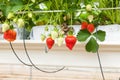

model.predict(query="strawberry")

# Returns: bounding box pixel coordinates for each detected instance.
[7,12,14,19]
[46,37,54,49]
[28,12,33,18]
[2,23,10,32]
[87,24,95,33]
[57,37,64,46]
[81,22,88,30]
[86,4,92,11]
[51,30,58,40]
[3,29,16,42]
[40,34,46,41]
[17,18,25,28]
[65,35,77,50]
[13,18,18,23]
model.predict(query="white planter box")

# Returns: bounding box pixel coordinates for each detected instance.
[30,24,120,42]
[0,24,120,72]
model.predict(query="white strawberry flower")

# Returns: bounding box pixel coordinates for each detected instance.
[7,12,14,19]
[39,3,47,10]
[17,18,25,28]
[51,30,58,40]
[86,4,92,11]
[2,23,10,32]
[57,37,64,46]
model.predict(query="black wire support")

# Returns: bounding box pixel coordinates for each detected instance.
[9,42,32,67]
[22,27,65,73]
[95,27,105,80]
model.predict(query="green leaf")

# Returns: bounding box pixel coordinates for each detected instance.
[93,30,106,41]
[2,6,12,16]
[77,29,91,41]
[86,37,99,53]
[10,0,23,5]
[0,0,23,16]
[11,5,24,12]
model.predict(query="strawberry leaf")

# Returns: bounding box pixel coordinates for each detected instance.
[86,37,99,53]
[11,5,24,12]
[93,30,106,41]
[77,29,91,41]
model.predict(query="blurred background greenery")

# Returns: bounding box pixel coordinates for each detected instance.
[0,0,120,31]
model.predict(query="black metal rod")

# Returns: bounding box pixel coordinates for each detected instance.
[95,27,105,80]
[23,27,65,73]
[9,42,32,67]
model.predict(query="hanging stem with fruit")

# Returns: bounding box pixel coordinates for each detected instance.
[65,12,77,50]
[77,4,106,53]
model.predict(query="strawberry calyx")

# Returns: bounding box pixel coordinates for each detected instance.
[67,28,74,36]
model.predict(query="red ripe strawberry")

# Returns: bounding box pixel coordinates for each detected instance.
[46,37,54,49]
[87,24,95,33]
[3,29,16,42]
[65,35,77,50]
[81,22,88,30]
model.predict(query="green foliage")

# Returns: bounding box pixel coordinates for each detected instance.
[77,29,106,53]
[93,30,106,41]
[98,0,120,24]
[77,30,91,41]
[86,37,99,53]
[0,0,24,16]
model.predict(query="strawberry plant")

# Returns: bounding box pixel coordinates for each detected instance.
[77,4,106,53]
[1,0,119,53]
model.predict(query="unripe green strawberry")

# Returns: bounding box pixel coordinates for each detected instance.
[7,12,14,19]
[80,11,89,20]
[28,12,33,18]
[57,37,64,46]
[51,30,58,40]
[17,18,25,28]
[41,34,46,41]
[13,18,18,23]
[88,15,94,22]
[2,23,10,32]
[86,4,92,11]
[45,26,49,31]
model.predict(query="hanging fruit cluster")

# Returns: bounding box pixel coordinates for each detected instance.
[77,4,106,53]
[2,23,16,42]
[41,25,77,50]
